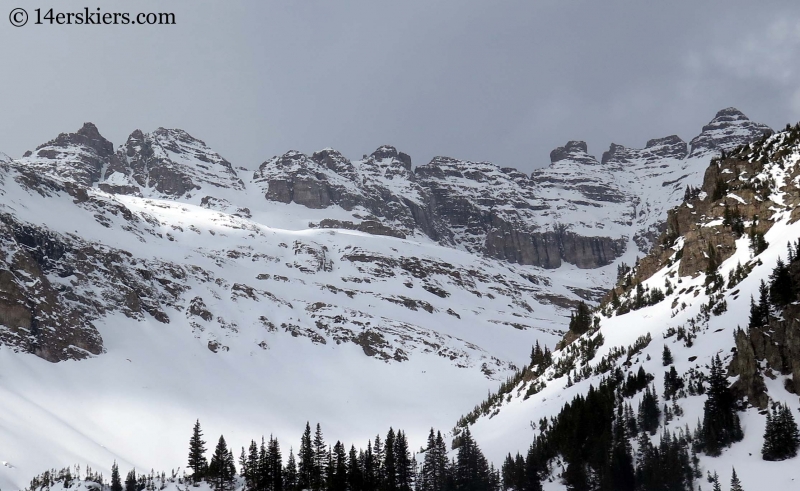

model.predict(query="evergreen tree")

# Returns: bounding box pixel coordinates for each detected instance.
[711,471,721,491]
[762,403,800,461]
[330,441,348,491]
[524,440,545,491]
[312,424,328,491]
[347,445,363,491]
[240,447,249,490]
[420,430,437,491]
[269,436,283,491]
[749,217,768,255]
[422,430,449,491]
[730,467,744,491]
[111,462,122,491]
[748,295,762,328]
[769,257,794,306]
[384,428,397,491]
[374,435,386,489]
[663,365,684,400]
[258,438,269,491]
[208,436,236,491]
[662,345,673,366]
[285,449,298,491]
[298,423,314,491]
[454,428,491,491]
[604,403,634,491]
[700,355,743,456]
[638,385,661,435]
[569,302,593,335]
[239,438,265,491]
[363,441,376,491]
[421,429,450,491]
[394,430,414,491]
[635,428,692,491]
[444,458,457,491]
[762,407,778,461]
[188,420,208,484]
[228,450,237,485]
[488,463,500,491]
[530,341,544,367]
[125,470,137,491]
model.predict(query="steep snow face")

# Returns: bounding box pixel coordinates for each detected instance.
[531,140,631,236]
[468,129,800,490]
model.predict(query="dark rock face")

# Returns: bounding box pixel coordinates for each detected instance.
[253,151,344,209]
[0,215,103,362]
[485,227,625,268]
[253,148,445,240]
[255,143,628,269]
[601,135,688,166]
[730,310,800,408]
[549,140,596,166]
[417,155,627,268]
[0,185,216,362]
[116,127,244,197]
[19,122,128,188]
[688,107,772,158]
[314,218,407,239]
[311,148,358,179]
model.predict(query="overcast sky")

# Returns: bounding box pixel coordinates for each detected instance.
[1,0,799,172]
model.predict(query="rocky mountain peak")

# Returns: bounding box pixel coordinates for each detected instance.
[19,123,122,187]
[113,127,244,198]
[34,122,114,157]
[370,144,399,160]
[369,145,413,171]
[688,107,771,158]
[645,134,686,151]
[75,121,108,143]
[601,135,688,166]
[712,106,748,120]
[548,141,602,170]
[357,146,415,183]
[311,148,355,176]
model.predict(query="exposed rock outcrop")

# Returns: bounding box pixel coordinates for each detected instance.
[16,122,127,188]
[115,127,244,197]
[601,135,688,166]
[730,310,800,408]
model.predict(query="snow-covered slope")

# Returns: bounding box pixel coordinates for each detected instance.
[468,126,800,490]
[0,138,592,490]
[0,108,775,489]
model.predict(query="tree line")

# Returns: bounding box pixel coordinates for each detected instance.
[184,420,498,491]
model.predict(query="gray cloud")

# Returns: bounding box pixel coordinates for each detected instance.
[0,0,798,173]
